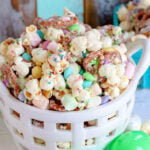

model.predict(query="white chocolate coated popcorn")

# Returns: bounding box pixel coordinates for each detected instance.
[87,96,101,108]
[44,27,64,41]
[105,86,120,99]
[99,64,117,79]
[40,76,55,91]
[24,79,41,100]
[67,74,83,89]
[13,57,31,77]
[32,48,48,63]
[7,41,24,57]
[119,75,129,89]
[101,36,112,48]
[55,74,66,90]
[117,5,128,21]
[70,36,87,56]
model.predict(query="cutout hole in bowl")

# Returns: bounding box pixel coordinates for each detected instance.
[107,111,118,121]
[13,128,24,138]
[56,141,71,149]
[84,119,97,128]
[10,109,20,120]
[33,137,46,146]
[83,138,96,146]
[32,119,44,128]
[56,123,71,130]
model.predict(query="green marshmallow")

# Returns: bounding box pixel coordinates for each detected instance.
[36,30,44,40]
[83,72,95,81]
[62,94,78,111]
[68,24,80,32]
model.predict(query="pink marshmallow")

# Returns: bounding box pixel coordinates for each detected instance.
[47,41,58,53]
[31,33,41,47]
[125,62,135,79]
[42,41,50,50]
[91,83,102,97]
[32,96,49,109]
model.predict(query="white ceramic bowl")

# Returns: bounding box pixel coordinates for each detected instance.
[0,39,150,150]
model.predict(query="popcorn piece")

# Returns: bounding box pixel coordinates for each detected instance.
[32,48,48,63]
[101,36,112,48]
[70,36,87,56]
[13,57,31,77]
[99,64,117,79]
[117,5,128,21]
[91,83,102,97]
[40,76,55,91]
[120,21,131,31]
[119,75,129,89]
[24,79,41,100]
[61,94,78,111]
[105,87,120,99]
[67,74,83,89]
[87,96,101,108]
[55,74,66,90]
[44,27,64,41]
[32,95,49,109]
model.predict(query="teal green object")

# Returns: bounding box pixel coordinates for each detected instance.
[79,69,84,75]
[37,0,84,21]
[105,131,150,150]
[68,24,80,31]
[82,80,92,88]
[36,30,44,40]
[113,5,150,88]
[22,53,31,61]
[83,72,95,81]
[64,67,73,80]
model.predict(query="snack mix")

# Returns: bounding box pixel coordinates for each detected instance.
[0,8,135,112]
[117,0,150,39]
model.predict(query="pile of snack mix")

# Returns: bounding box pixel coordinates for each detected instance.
[0,9,135,112]
[117,0,150,38]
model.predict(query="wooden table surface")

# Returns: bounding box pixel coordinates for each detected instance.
[0,89,150,150]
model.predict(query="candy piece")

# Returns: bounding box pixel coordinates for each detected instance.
[126,115,142,131]
[87,96,101,108]
[91,83,102,96]
[79,69,84,75]
[101,95,110,105]
[105,131,150,150]
[125,62,135,79]
[141,121,150,135]
[61,94,78,111]
[68,24,80,31]
[22,53,31,61]
[31,32,41,47]
[32,66,42,79]
[32,95,49,109]
[47,41,58,52]
[18,91,26,102]
[36,30,44,40]
[64,67,73,79]
[1,64,20,97]
[83,72,95,81]
[42,41,50,50]
[82,80,92,88]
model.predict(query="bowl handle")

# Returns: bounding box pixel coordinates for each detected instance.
[127,39,150,85]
